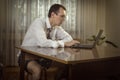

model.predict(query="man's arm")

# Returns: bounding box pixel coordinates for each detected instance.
[56,27,80,47]
[64,40,80,47]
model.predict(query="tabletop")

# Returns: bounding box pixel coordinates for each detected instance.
[17,45,120,64]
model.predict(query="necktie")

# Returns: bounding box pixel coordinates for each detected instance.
[47,28,52,39]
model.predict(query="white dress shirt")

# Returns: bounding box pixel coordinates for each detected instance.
[21,18,73,48]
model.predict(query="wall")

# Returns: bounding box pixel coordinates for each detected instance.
[106,0,120,47]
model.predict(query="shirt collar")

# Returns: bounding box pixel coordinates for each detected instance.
[46,17,51,29]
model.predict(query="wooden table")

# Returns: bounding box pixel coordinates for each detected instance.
[16,45,120,80]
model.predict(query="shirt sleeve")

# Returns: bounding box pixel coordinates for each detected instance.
[36,27,73,48]
[56,27,73,42]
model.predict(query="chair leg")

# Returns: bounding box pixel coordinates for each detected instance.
[0,63,3,80]
[40,67,47,80]
[43,68,47,80]
[40,69,43,80]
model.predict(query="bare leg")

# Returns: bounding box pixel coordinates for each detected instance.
[27,61,42,80]
[28,74,32,80]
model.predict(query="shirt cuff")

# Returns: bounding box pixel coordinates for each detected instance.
[57,41,64,47]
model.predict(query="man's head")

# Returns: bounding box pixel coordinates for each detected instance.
[48,4,66,26]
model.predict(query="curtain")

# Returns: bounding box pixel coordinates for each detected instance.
[0,0,105,66]
[76,0,106,42]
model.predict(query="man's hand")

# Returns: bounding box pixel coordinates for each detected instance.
[64,40,80,47]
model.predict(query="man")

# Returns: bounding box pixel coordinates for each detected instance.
[19,4,79,80]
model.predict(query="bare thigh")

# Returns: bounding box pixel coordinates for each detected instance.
[27,60,42,74]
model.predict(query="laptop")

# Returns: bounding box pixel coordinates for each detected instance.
[70,29,103,49]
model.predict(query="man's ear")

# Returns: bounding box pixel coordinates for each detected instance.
[51,12,56,18]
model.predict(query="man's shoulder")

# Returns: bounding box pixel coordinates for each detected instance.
[56,26,63,30]
[28,17,46,29]
[34,17,45,22]
[30,17,46,26]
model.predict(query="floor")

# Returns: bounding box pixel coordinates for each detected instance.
[1,66,120,80]
[3,66,20,80]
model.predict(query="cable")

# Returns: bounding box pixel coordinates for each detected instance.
[105,40,118,48]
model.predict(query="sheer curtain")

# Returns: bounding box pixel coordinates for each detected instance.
[76,0,106,42]
[0,0,106,66]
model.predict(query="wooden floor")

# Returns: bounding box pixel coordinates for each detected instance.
[3,66,20,80]
[2,66,120,80]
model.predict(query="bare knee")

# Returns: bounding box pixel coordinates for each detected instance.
[32,67,42,80]
[27,60,42,80]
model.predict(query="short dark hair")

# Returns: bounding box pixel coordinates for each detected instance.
[48,4,66,18]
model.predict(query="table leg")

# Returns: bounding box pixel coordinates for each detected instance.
[68,64,72,80]
[20,51,25,80]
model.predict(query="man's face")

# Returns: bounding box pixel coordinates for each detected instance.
[52,8,66,26]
